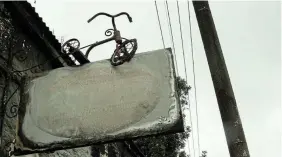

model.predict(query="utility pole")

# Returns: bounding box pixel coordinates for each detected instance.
[192,1,250,157]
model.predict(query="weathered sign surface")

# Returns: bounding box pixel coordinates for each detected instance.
[15,48,183,155]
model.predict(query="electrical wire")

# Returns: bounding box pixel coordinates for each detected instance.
[154,0,166,49]
[165,0,179,76]
[187,0,201,155]
[187,92,196,157]
[176,1,196,157]
[176,0,188,82]
[187,138,192,157]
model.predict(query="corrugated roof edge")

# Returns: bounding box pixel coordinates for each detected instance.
[13,1,75,65]
[21,2,63,52]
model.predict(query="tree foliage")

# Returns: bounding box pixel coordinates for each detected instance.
[200,151,207,157]
[176,76,191,107]
[179,151,189,157]
[133,76,192,157]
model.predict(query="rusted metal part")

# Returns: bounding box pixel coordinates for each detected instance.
[84,12,133,59]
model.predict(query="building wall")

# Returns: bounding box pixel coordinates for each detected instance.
[0,3,92,157]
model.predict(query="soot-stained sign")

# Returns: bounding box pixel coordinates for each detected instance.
[15,48,184,155]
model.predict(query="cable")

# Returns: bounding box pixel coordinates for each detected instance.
[187,93,196,157]
[165,0,179,75]
[176,1,188,81]
[176,1,196,157]
[154,1,166,49]
[187,0,201,155]
[187,138,192,157]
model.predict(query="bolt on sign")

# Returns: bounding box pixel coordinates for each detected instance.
[14,48,184,155]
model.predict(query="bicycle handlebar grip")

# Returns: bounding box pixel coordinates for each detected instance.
[129,17,133,22]
[124,14,132,22]
[87,18,93,23]
[114,12,133,23]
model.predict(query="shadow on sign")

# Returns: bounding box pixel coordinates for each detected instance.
[14,48,184,155]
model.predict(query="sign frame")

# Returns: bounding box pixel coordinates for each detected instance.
[14,48,184,156]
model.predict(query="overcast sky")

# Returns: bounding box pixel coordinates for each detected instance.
[27,0,281,157]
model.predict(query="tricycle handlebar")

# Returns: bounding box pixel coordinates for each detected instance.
[87,12,132,23]
[87,12,132,30]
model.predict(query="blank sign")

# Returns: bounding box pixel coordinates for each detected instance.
[15,48,183,155]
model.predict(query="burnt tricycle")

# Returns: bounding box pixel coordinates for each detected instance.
[61,12,138,66]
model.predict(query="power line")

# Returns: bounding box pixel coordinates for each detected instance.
[187,94,196,157]
[165,0,179,76]
[187,137,192,157]
[176,1,195,157]
[176,0,188,81]
[154,0,166,49]
[187,0,201,155]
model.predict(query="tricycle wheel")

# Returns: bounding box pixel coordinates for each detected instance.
[61,38,80,55]
[110,39,137,66]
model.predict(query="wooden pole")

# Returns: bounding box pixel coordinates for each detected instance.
[192,1,250,157]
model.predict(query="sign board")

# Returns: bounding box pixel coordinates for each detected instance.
[14,48,183,155]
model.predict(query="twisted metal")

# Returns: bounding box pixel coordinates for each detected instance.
[122,38,134,51]
[105,28,114,37]
[3,86,19,118]
[5,102,18,118]
[4,139,15,157]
